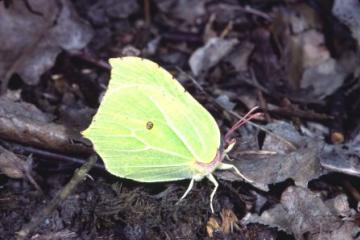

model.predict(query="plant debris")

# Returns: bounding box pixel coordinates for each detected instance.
[1,1,360,239]
[0,0,92,90]
[242,186,360,240]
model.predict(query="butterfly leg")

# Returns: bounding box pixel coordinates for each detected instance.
[178,178,195,202]
[224,154,233,161]
[217,163,253,183]
[206,173,218,213]
[224,139,236,153]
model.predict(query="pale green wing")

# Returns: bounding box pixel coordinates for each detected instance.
[83,57,220,182]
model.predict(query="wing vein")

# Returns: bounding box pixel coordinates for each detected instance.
[178,99,205,153]
[147,96,201,162]
[95,134,190,159]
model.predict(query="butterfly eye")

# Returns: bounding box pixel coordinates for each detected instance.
[146,121,154,130]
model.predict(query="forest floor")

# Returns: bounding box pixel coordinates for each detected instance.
[1,0,360,239]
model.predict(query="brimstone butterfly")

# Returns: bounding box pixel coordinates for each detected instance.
[83,57,257,213]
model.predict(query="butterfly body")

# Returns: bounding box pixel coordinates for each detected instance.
[83,57,250,212]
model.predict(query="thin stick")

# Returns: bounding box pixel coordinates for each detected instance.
[256,89,271,122]
[144,0,151,26]
[216,3,272,21]
[16,155,98,240]
[0,139,104,170]
[24,155,44,195]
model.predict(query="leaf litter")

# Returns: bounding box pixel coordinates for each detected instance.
[0,0,360,239]
[0,0,93,90]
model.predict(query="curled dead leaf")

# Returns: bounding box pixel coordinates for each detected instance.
[0,146,24,179]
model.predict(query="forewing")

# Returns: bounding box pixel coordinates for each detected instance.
[83,57,220,182]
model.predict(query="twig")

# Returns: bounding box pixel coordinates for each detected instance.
[24,155,44,194]
[280,98,302,130]
[270,106,332,121]
[256,88,271,122]
[243,5,272,21]
[23,0,43,16]
[144,0,151,26]
[16,155,98,240]
[248,67,270,94]
[220,21,233,38]
[235,150,277,155]
[0,138,104,170]
[216,3,272,21]
[67,51,110,70]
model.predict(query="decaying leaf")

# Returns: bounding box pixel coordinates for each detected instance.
[189,37,238,76]
[206,209,240,238]
[224,41,255,72]
[88,0,139,24]
[215,95,236,111]
[320,143,360,177]
[325,194,354,218]
[301,58,346,100]
[273,3,347,100]
[206,216,221,238]
[0,145,25,179]
[0,0,93,88]
[217,122,327,191]
[0,96,90,155]
[220,208,239,234]
[333,0,360,47]
[319,127,360,176]
[242,186,359,240]
[155,0,208,23]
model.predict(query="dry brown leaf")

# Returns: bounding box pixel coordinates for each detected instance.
[0,146,25,179]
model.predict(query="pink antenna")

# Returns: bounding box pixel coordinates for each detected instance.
[224,106,262,145]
